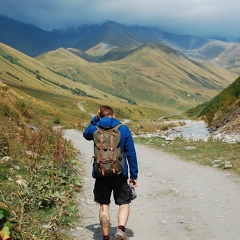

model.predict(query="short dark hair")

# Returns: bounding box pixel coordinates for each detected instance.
[99,105,114,118]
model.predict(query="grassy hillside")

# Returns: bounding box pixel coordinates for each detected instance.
[0,43,89,125]
[37,42,238,113]
[187,76,240,132]
[0,43,165,124]
[1,40,238,125]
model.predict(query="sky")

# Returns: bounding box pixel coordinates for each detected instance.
[0,0,239,41]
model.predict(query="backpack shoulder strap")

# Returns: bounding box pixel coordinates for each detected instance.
[95,125,101,130]
[95,126,105,176]
[113,123,122,130]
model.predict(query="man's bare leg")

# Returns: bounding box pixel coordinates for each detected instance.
[99,204,110,237]
[118,204,130,226]
[115,204,130,239]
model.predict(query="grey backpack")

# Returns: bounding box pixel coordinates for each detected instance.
[93,124,124,177]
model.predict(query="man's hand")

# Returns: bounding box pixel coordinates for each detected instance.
[130,179,138,188]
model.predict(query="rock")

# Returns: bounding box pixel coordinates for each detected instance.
[42,224,52,229]
[8,177,14,182]
[165,137,174,141]
[224,161,232,169]
[16,179,28,187]
[184,146,196,150]
[14,165,20,170]
[211,159,222,164]
[26,150,38,157]
[1,156,12,162]
[26,124,39,131]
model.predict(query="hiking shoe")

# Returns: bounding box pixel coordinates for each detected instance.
[115,229,129,240]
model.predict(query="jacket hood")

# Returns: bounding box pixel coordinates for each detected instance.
[96,117,121,129]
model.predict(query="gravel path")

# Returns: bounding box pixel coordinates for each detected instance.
[64,129,240,240]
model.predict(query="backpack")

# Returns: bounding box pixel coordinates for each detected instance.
[93,124,124,177]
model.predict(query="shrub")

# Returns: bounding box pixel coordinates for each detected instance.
[0,125,80,239]
[54,117,61,124]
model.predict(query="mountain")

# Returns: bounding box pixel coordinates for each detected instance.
[187,76,240,133]
[0,42,90,124]
[1,16,240,126]
[75,21,209,51]
[1,15,240,75]
[0,15,57,56]
[2,39,236,120]
[0,42,166,122]
[0,15,98,57]
[184,40,240,74]
[73,21,142,52]
[36,42,238,112]
[0,17,209,55]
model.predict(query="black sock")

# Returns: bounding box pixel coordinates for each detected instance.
[103,235,109,240]
[118,225,125,232]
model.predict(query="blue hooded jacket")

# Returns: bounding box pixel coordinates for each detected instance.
[83,116,138,180]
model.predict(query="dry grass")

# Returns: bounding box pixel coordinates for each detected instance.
[0,123,80,240]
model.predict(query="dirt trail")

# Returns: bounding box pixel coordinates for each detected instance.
[64,129,240,240]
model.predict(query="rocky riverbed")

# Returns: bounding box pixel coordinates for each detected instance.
[135,120,240,143]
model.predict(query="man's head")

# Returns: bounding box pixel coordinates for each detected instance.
[99,105,115,118]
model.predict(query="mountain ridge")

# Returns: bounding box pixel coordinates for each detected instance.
[1,15,240,75]
[36,42,238,112]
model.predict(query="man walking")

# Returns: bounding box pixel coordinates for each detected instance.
[83,106,138,240]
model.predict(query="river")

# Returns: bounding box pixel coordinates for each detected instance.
[166,120,240,143]
[168,120,209,141]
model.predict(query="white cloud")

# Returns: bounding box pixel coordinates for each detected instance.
[0,0,239,40]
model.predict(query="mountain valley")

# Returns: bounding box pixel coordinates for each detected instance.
[0,15,239,131]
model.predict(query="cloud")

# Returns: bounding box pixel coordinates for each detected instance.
[0,0,239,40]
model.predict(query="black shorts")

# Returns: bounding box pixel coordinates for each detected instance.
[93,174,132,205]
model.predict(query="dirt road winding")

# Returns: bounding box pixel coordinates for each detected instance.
[64,129,240,240]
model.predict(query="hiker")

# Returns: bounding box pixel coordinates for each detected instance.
[83,105,138,240]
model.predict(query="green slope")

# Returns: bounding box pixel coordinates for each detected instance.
[187,76,240,129]
[36,42,238,113]
[0,43,163,124]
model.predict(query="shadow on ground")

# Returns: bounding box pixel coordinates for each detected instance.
[86,223,134,239]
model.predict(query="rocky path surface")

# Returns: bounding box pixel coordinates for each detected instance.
[64,129,240,240]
